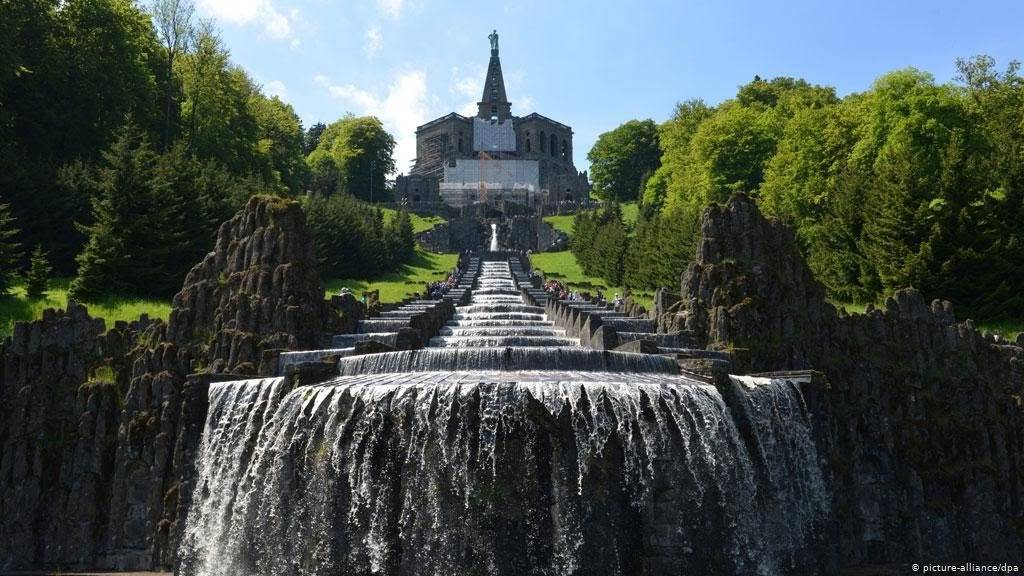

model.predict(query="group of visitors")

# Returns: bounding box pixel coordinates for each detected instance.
[541,278,593,302]
[538,276,625,309]
[427,264,466,299]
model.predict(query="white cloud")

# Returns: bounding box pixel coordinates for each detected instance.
[364,25,383,59]
[197,0,293,39]
[265,80,288,100]
[376,0,405,18]
[450,66,483,116]
[320,70,429,174]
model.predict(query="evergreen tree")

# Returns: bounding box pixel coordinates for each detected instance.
[0,194,22,296]
[392,209,416,263]
[25,245,52,299]
[70,121,170,300]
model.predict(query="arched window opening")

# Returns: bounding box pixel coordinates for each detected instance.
[561,139,568,160]
[525,136,531,153]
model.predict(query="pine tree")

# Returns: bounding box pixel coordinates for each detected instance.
[393,209,415,262]
[70,120,169,300]
[0,194,22,296]
[25,244,52,299]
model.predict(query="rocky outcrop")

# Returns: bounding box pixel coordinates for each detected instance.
[0,195,341,571]
[167,195,335,374]
[674,193,1024,565]
[0,304,138,569]
[416,217,488,252]
[101,195,339,570]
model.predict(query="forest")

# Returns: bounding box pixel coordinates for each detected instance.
[581,58,1024,323]
[0,0,410,305]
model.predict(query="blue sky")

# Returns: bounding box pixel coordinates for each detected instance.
[195,0,1024,173]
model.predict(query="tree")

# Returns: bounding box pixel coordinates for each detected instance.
[304,122,326,155]
[0,0,162,274]
[587,119,661,202]
[642,100,713,216]
[303,194,413,278]
[249,93,307,193]
[0,193,22,296]
[570,204,629,286]
[306,115,395,201]
[54,0,163,159]
[25,245,52,299]
[70,121,172,300]
[389,209,415,264]
[150,0,195,149]
[178,24,263,176]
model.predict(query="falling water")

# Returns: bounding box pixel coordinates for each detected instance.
[179,258,834,575]
[489,222,499,251]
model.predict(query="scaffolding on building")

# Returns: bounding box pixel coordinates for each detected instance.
[416,133,451,179]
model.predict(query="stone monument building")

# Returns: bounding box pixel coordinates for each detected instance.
[395,31,590,211]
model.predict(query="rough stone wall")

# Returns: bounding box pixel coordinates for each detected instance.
[0,304,138,570]
[103,195,339,570]
[0,195,341,571]
[167,195,334,374]
[415,217,488,252]
[671,193,1024,565]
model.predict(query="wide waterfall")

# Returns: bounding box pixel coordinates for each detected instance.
[179,260,834,575]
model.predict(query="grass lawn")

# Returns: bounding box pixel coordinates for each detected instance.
[380,207,446,233]
[543,201,639,238]
[324,248,459,303]
[0,279,171,339]
[978,319,1024,339]
[529,250,653,309]
[542,213,574,235]
[832,300,1022,339]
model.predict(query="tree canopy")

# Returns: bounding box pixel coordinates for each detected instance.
[306,115,396,201]
[588,59,1024,322]
[0,0,405,303]
[587,119,661,202]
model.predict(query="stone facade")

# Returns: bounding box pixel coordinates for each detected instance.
[395,32,590,211]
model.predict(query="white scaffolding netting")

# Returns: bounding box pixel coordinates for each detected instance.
[473,118,516,152]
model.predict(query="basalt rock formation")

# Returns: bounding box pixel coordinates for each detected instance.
[662,193,1024,565]
[0,195,342,571]
[167,194,337,374]
[0,304,153,569]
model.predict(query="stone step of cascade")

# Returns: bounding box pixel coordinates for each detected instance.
[278,347,356,373]
[600,317,656,332]
[331,332,399,348]
[583,310,630,318]
[616,331,693,348]
[454,312,546,321]
[458,304,545,314]
[379,310,431,318]
[660,348,733,361]
[429,335,579,348]
[438,326,566,337]
[359,318,413,332]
